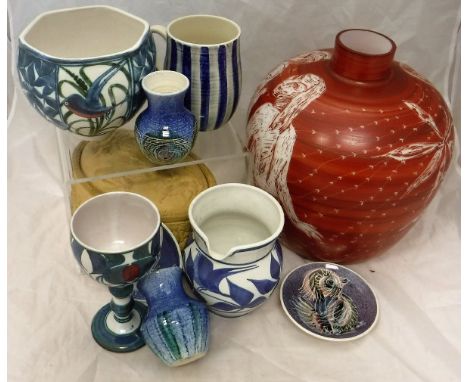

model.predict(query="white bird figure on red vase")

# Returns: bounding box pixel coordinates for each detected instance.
[247,73,326,241]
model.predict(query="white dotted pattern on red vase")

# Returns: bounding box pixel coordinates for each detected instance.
[247,50,454,262]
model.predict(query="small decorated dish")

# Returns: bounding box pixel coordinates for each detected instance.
[155,224,183,269]
[280,262,379,341]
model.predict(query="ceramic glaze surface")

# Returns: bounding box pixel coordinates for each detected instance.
[184,240,283,317]
[152,15,242,131]
[247,29,454,263]
[139,267,209,366]
[198,211,272,256]
[17,6,156,138]
[280,262,378,341]
[134,71,197,164]
[71,230,161,286]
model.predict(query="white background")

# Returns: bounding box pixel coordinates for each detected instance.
[7,1,460,381]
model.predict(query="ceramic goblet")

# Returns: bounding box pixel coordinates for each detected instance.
[70,192,162,352]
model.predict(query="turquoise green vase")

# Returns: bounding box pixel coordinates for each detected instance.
[138,267,209,366]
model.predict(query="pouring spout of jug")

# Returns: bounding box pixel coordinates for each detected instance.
[188,183,284,264]
[185,183,285,317]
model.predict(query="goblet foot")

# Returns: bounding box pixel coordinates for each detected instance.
[91,301,147,352]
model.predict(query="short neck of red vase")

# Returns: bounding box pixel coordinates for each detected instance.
[330,30,396,82]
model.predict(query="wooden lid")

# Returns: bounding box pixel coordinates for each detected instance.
[71,129,216,222]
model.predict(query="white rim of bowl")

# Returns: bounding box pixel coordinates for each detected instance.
[19,5,150,61]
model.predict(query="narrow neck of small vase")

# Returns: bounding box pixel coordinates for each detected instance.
[145,90,186,112]
[330,29,396,82]
[139,267,189,311]
[142,70,189,112]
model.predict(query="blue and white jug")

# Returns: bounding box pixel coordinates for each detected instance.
[135,71,197,164]
[184,183,285,317]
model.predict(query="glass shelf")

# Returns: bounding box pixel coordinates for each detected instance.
[56,115,250,219]
[57,121,248,183]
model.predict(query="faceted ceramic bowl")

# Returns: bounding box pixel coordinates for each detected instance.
[17,5,156,138]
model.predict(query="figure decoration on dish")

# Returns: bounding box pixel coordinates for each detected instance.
[292,268,359,335]
[280,262,379,341]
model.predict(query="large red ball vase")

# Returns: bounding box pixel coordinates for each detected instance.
[247,29,454,263]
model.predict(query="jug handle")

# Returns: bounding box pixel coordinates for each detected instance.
[150,25,167,71]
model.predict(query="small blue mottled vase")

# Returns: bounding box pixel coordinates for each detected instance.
[138,267,209,366]
[135,71,197,164]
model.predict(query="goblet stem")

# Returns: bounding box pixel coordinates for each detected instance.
[90,284,147,352]
[109,285,135,323]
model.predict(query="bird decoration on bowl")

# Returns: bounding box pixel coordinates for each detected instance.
[62,60,128,119]
[17,5,157,138]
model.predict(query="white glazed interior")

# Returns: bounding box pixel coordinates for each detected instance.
[339,30,393,55]
[168,15,240,45]
[71,192,160,253]
[189,183,284,261]
[20,6,148,59]
[142,70,189,95]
